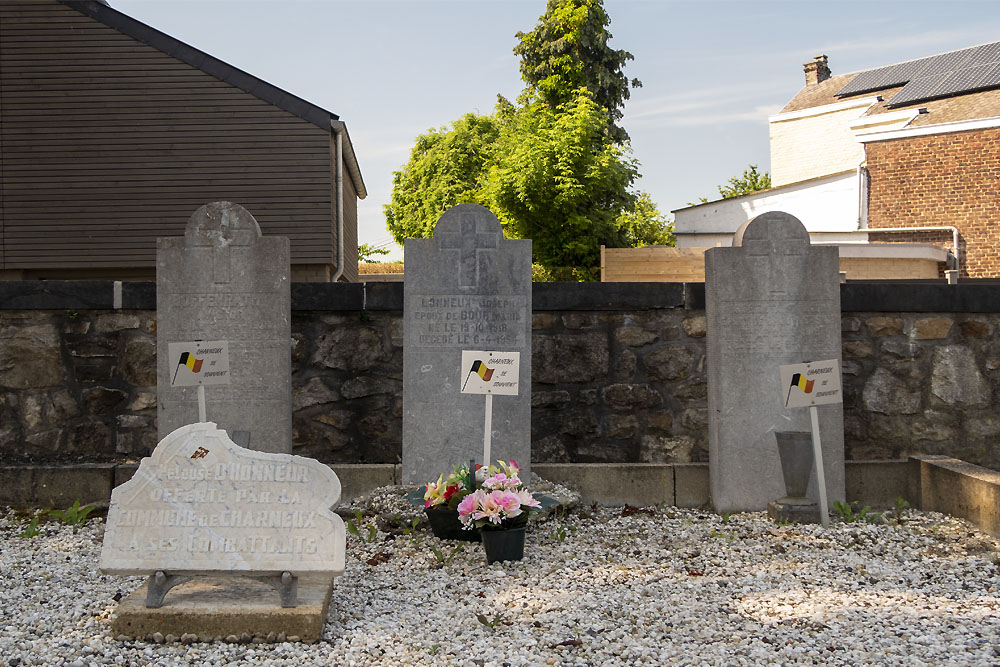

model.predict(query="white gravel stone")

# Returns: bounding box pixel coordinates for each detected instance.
[3,505,1000,664]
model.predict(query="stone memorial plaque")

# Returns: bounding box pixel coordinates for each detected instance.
[705,211,845,512]
[402,204,532,484]
[157,201,292,453]
[100,422,345,576]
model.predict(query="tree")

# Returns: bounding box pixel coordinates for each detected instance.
[385,0,659,280]
[617,192,674,247]
[384,113,499,244]
[717,164,772,199]
[514,0,640,143]
[357,243,391,263]
[692,164,773,205]
[485,91,639,274]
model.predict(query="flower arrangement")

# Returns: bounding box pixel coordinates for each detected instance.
[457,460,541,531]
[423,462,474,511]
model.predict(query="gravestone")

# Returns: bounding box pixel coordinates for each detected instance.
[157,201,291,454]
[705,211,845,512]
[402,204,532,484]
[100,422,344,640]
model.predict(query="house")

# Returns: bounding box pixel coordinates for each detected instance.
[0,0,366,282]
[674,42,1000,279]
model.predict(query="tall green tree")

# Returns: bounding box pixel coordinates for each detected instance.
[485,91,639,273]
[385,0,661,280]
[384,113,499,244]
[514,0,641,143]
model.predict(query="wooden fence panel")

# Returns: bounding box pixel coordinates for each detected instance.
[601,247,707,282]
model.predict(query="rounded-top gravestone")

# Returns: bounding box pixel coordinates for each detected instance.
[705,211,845,512]
[401,204,532,484]
[157,201,292,454]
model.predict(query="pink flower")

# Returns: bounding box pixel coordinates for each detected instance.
[472,490,503,525]
[483,473,508,490]
[456,492,478,525]
[493,490,523,520]
[516,489,541,509]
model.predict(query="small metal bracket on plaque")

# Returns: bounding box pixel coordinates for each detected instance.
[145,571,193,608]
[144,570,299,609]
[270,571,298,608]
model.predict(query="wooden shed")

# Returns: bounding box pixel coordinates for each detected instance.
[0,0,366,282]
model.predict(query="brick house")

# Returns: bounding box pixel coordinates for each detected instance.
[0,0,366,282]
[674,42,1000,279]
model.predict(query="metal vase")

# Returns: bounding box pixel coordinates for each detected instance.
[774,431,814,499]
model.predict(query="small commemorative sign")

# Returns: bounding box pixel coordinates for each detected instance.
[459,351,520,396]
[167,341,231,387]
[779,359,842,409]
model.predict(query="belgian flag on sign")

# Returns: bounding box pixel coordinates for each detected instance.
[461,360,495,391]
[471,360,494,382]
[790,372,815,394]
[171,351,204,384]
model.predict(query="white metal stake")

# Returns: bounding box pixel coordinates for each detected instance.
[809,405,829,528]
[197,384,207,423]
[483,393,493,467]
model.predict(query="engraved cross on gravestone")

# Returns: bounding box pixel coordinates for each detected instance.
[437,214,500,287]
[402,204,531,484]
[185,207,258,284]
[740,215,810,295]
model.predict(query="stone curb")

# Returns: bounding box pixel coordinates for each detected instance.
[1,460,910,510]
[9,458,1000,537]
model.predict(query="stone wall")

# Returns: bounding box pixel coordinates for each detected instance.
[842,312,1000,464]
[2,281,999,469]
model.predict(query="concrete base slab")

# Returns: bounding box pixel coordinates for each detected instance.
[111,574,335,642]
[768,497,820,524]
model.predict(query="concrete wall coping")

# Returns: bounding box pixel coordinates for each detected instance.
[4,280,1000,313]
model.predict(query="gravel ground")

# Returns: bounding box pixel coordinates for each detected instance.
[3,501,1000,666]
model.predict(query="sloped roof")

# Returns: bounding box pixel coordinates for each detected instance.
[62,0,367,198]
[779,46,1000,126]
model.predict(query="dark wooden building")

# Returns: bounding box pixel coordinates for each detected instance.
[0,0,366,282]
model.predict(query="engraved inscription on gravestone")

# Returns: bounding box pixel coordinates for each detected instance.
[100,422,346,578]
[705,211,845,512]
[402,204,532,484]
[157,202,292,454]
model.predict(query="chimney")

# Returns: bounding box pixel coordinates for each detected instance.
[803,55,831,86]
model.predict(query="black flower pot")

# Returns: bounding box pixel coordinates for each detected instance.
[425,507,479,541]
[480,526,526,563]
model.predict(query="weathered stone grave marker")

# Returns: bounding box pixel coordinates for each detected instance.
[705,211,845,512]
[402,204,532,484]
[157,201,291,453]
[100,422,345,641]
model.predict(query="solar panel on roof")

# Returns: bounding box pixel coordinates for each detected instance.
[836,65,897,96]
[977,62,1000,89]
[933,64,995,99]
[884,57,935,85]
[885,73,948,107]
[919,47,976,76]
[966,42,1000,68]
[837,40,1000,105]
